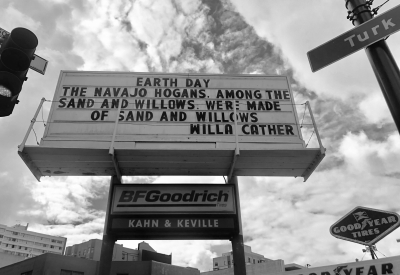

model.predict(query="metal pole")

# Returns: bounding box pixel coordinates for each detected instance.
[345,0,400,134]
[369,246,376,259]
[18,97,46,152]
[98,175,120,275]
[228,176,247,275]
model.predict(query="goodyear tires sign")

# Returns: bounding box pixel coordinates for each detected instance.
[109,184,239,240]
[330,206,400,246]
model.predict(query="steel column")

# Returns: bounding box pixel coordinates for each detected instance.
[98,175,120,275]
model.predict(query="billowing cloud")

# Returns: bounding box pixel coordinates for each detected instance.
[1,0,400,272]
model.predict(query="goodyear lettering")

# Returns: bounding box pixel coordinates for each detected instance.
[332,216,398,239]
[119,190,229,203]
[302,263,394,275]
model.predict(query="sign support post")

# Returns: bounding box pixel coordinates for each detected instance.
[98,175,120,275]
[345,0,400,133]
[369,246,376,260]
[228,176,247,275]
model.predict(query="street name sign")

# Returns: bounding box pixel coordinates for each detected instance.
[0,27,48,75]
[307,4,400,72]
[330,206,400,246]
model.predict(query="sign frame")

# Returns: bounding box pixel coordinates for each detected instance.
[108,183,240,240]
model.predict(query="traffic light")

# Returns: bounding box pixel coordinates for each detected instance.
[0,27,38,117]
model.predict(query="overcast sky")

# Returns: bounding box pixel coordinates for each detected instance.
[1,0,400,272]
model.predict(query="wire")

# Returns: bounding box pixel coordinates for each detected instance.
[361,252,367,261]
[32,127,40,145]
[41,104,46,127]
[300,104,307,128]
[223,176,227,183]
[376,249,386,257]
[305,131,315,147]
[371,0,390,15]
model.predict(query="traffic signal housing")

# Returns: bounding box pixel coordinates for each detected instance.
[0,27,38,117]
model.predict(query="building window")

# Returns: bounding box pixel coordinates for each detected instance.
[60,270,84,275]
[215,262,218,266]
[253,259,255,264]
[0,235,3,238]
[248,258,250,263]
[13,232,18,235]
[21,271,33,275]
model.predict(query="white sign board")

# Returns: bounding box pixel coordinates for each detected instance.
[42,71,304,150]
[284,256,400,275]
[111,184,236,214]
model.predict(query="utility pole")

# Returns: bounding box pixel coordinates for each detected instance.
[345,0,400,133]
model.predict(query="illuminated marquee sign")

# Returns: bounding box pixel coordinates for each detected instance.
[109,184,238,240]
[42,71,304,149]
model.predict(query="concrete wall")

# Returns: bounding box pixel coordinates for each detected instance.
[0,253,98,275]
[0,251,26,268]
[110,261,151,275]
[0,254,201,275]
[151,261,200,275]
[202,260,285,275]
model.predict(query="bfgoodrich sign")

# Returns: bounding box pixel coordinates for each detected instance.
[109,184,239,240]
[111,184,236,214]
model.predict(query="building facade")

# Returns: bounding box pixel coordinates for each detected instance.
[212,245,276,270]
[0,252,200,275]
[0,223,67,268]
[65,240,171,263]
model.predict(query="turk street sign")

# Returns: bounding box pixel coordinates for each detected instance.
[307,4,400,72]
[330,206,400,246]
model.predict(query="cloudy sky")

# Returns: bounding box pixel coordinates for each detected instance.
[1,0,400,272]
